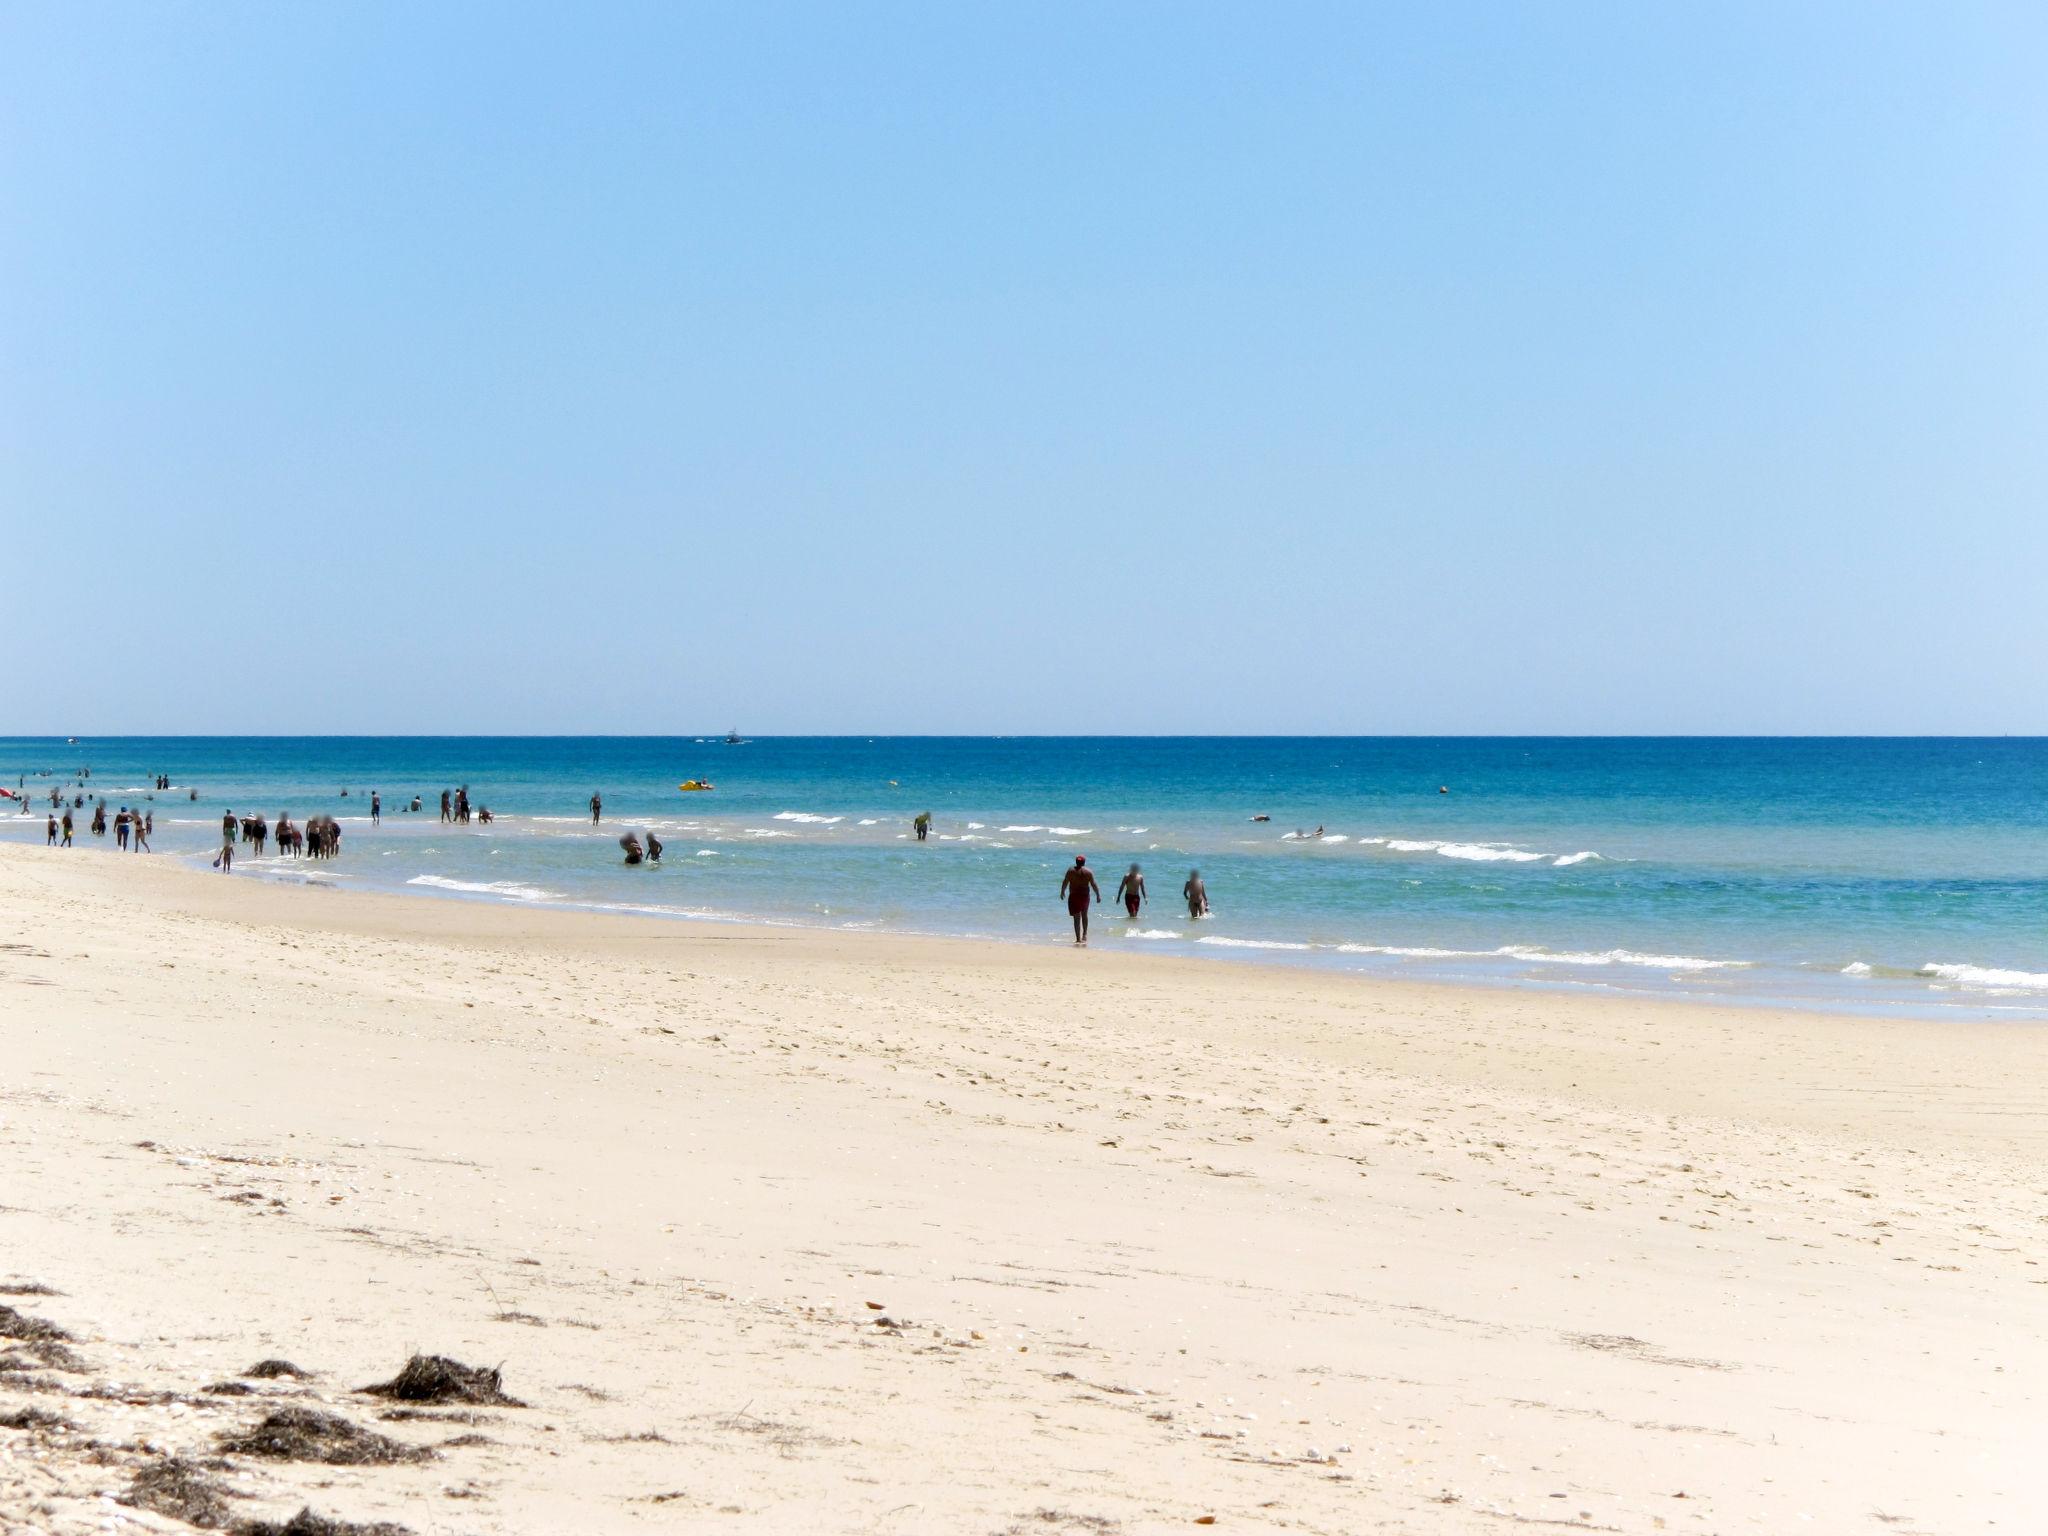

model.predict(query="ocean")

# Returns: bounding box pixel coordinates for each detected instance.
[7,736,2047,1017]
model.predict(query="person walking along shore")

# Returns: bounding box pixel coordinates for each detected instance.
[1059,855,1102,946]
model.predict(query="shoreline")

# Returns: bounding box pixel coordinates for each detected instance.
[3,840,2045,1532]
[13,814,2039,1022]
[10,839,2048,1154]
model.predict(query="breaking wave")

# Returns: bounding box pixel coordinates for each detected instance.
[1917,962,2048,990]
[407,875,561,903]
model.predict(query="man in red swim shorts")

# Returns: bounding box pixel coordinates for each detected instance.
[1059,855,1104,946]
[1116,863,1146,919]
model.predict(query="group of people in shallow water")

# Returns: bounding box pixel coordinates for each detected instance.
[1058,856,1208,945]
[438,787,491,824]
[619,829,664,864]
[45,803,153,851]
[210,809,341,869]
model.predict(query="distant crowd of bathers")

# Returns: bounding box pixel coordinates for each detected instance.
[19,772,1219,946]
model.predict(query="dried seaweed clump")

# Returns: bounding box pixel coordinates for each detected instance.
[0,1405,74,1431]
[360,1354,524,1407]
[0,1304,71,1342]
[235,1510,414,1536]
[219,1406,430,1466]
[121,1456,240,1529]
[245,1358,311,1379]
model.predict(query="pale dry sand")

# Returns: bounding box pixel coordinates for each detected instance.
[1,842,2043,1535]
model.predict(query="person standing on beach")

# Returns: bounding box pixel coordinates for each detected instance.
[1059,855,1103,946]
[440,789,453,823]
[215,836,233,873]
[371,791,381,826]
[60,811,73,847]
[914,811,931,842]
[115,809,130,851]
[590,791,602,824]
[221,809,237,844]
[1116,863,1146,918]
[133,815,149,853]
[1183,869,1209,919]
[45,814,57,846]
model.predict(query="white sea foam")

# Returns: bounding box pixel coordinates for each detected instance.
[1552,851,1601,867]
[408,875,560,903]
[966,822,985,830]
[1122,929,1182,940]
[1499,946,1748,971]
[1841,961,1873,976]
[1196,936,1313,951]
[257,866,350,884]
[773,811,843,825]
[1380,837,1546,863]
[1046,826,1092,836]
[696,849,716,856]
[1336,943,1491,959]
[1321,834,1350,844]
[1916,962,2048,990]
[1001,825,1045,832]
[857,818,879,826]
[743,829,797,838]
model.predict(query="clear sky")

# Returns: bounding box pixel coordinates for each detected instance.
[3,4,2043,735]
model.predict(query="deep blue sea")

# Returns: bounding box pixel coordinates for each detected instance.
[7,736,2047,1017]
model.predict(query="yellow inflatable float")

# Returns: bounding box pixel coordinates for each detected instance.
[678,780,715,792]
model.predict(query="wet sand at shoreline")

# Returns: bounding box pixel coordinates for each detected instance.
[2,842,2042,1533]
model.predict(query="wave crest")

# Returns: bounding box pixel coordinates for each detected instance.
[407,875,560,902]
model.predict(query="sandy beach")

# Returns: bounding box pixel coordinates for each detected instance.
[2,842,2043,1535]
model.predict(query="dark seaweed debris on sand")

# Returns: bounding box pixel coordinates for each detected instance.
[361,1354,524,1407]
[0,1304,87,1370]
[236,1510,415,1536]
[0,1303,72,1342]
[219,1406,431,1465]
[245,1358,311,1379]
[0,1405,75,1430]
[121,1456,241,1529]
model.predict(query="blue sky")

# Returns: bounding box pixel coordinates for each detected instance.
[3,3,2043,734]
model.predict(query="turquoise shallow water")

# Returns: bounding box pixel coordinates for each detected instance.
[7,736,2048,1017]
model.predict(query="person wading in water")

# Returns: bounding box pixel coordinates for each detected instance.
[1059,855,1103,946]
[1116,863,1146,918]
